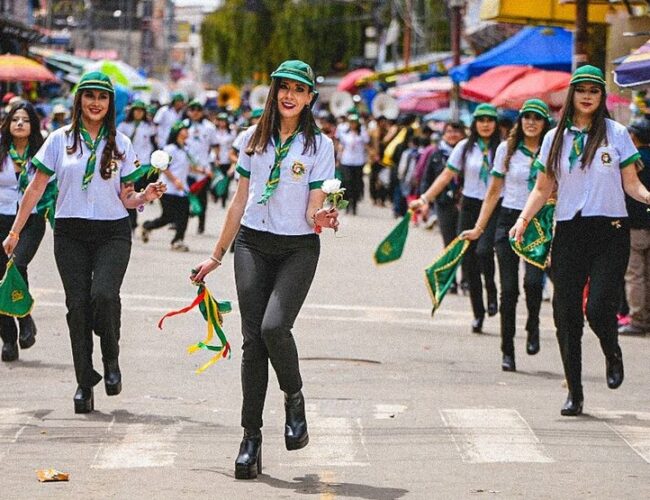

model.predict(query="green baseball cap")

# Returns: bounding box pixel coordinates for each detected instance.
[216,112,229,121]
[473,103,498,119]
[271,60,315,87]
[170,119,190,135]
[519,98,550,121]
[250,108,263,119]
[77,71,114,94]
[188,99,203,109]
[570,65,606,87]
[170,91,187,103]
[130,100,146,110]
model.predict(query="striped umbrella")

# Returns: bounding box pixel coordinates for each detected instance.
[0,55,58,82]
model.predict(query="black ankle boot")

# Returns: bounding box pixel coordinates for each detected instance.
[501,354,516,372]
[74,386,94,414]
[103,359,122,396]
[560,393,583,416]
[234,429,262,480]
[284,391,309,451]
[606,349,624,389]
[526,327,540,355]
[18,315,36,349]
[471,317,484,334]
[1,342,18,362]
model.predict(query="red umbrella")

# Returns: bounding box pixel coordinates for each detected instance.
[337,68,374,93]
[397,91,449,114]
[491,70,570,110]
[461,65,532,103]
[0,55,58,82]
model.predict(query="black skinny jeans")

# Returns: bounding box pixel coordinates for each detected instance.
[54,218,131,388]
[458,196,499,319]
[234,226,320,430]
[551,214,630,399]
[494,208,544,356]
[341,164,364,215]
[143,193,189,244]
[0,213,46,344]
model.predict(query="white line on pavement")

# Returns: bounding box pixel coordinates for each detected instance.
[373,404,408,420]
[592,410,650,464]
[440,408,554,464]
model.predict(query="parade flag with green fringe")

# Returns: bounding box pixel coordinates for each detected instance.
[373,210,412,264]
[36,181,58,228]
[509,201,556,270]
[0,258,33,318]
[425,237,470,316]
[157,284,231,374]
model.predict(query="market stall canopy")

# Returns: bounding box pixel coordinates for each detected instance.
[337,68,375,93]
[388,76,453,99]
[491,69,570,109]
[614,39,650,88]
[449,26,572,83]
[461,65,532,102]
[84,59,149,90]
[0,54,58,82]
[397,92,449,114]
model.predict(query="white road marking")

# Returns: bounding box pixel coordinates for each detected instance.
[440,408,553,464]
[373,404,407,420]
[592,410,650,464]
[91,422,182,469]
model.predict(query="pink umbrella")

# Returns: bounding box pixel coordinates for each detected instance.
[388,77,453,98]
[461,65,532,103]
[337,68,374,93]
[0,55,58,82]
[397,92,449,114]
[491,70,570,109]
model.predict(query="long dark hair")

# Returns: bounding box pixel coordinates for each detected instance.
[0,102,44,171]
[245,78,319,156]
[460,117,500,170]
[546,84,610,178]
[66,89,124,180]
[125,106,150,123]
[503,114,551,172]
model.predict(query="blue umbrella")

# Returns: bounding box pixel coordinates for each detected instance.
[614,39,650,88]
[423,107,472,125]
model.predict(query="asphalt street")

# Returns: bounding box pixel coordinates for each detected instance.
[1,199,649,499]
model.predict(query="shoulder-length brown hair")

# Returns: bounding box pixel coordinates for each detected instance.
[245,78,319,156]
[66,89,124,180]
[460,117,500,170]
[546,85,610,178]
[502,114,551,172]
[0,101,44,171]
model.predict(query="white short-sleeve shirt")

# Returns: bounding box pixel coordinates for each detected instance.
[153,106,182,148]
[235,126,335,236]
[0,154,37,216]
[32,126,140,220]
[338,129,369,166]
[160,143,191,197]
[446,138,492,200]
[214,128,236,165]
[491,141,538,210]
[187,119,218,167]
[117,120,156,166]
[535,118,640,221]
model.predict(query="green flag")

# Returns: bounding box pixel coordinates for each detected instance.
[425,237,470,316]
[0,259,33,318]
[373,210,412,264]
[509,201,555,270]
[36,181,58,229]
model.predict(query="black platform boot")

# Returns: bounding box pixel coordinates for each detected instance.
[234,429,262,480]
[17,315,36,349]
[103,359,122,396]
[74,386,94,414]
[560,392,584,416]
[284,391,309,451]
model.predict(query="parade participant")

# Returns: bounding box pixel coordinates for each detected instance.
[49,104,70,133]
[337,113,369,215]
[511,65,650,416]
[185,100,217,234]
[411,104,501,333]
[117,100,157,229]
[0,102,46,361]
[461,99,552,371]
[191,60,337,480]
[153,91,185,151]
[213,112,236,208]
[2,71,166,412]
[142,120,209,251]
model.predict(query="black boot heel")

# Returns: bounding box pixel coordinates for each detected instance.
[104,360,122,396]
[234,429,262,480]
[285,391,309,451]
[74,386,94,414]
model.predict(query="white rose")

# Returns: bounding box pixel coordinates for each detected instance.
[321,178,342,194]
[150,150,170,170]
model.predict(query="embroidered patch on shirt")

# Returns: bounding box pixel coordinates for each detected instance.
[291,160,306,180]
[600,151,612,166]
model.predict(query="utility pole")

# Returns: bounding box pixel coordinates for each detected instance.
[403,0,412,68]
[140,0,153,75]
[574,0,589,69]
[448,0,464,122]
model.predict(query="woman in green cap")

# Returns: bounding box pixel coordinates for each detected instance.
[191,60,338,480]
[461,99,552,372]
[3,71,166,413]
[511,65,650,416]
[411,103,502,333]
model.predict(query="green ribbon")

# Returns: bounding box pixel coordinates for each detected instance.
[517,142,540,191]
[567,120,588,173]
[36,181,58,229]
[79,124,107,190]
[477,138,491,185]
[8,143,30,193]
[258,129,301,205]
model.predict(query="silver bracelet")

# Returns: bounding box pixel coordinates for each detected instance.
[209,255,222,265]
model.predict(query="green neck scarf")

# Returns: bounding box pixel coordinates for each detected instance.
[476,137,491,185]
[258,128,301,205]
[517,141,540,191]
[8,143,30,193]
[566,120,589,173]
[79,124,107,190]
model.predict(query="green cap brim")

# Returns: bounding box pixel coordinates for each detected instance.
[77,82,114,94]
[271,70,314,87]
[473,110,497,119]
[570,75,606,86]
[520,103,549,120]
